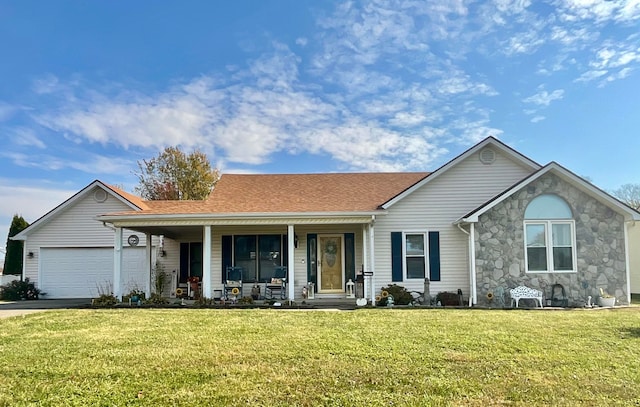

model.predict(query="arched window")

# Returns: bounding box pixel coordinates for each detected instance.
[524,194,576,273]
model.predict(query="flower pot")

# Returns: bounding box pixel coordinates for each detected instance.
[598,296,615,307]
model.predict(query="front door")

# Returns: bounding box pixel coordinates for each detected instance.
[318,234,344,293]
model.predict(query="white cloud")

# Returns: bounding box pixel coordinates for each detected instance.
[557,0,640,23]
[531,115,546,123]
[2,151,133,175]
[523,89,565,106]
[575,69,609,82]
[11,128,46,149]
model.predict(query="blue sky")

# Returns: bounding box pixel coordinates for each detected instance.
[1,0,639,262]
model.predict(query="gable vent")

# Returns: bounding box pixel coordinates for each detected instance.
[479,148,496,165]
[94,189,108,203]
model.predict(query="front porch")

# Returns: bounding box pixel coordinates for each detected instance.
[107,215,380,303]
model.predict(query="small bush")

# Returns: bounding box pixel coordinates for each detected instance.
[92,294,117,306]
[377,284,413,306]
[145,293,169,305]
[0,278,41,301]
[238,296,254,305]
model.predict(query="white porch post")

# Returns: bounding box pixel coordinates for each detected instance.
[362,224,368,273]
[145,233,152,298]
[203,225,212,299]
[288,224,295,301]
[362,224,369,300]
[114,227,123,300]
[369,218,376,304]
[470,223,477,306]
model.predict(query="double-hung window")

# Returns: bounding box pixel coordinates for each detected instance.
[524,194,576,273]
[404,232,427,279]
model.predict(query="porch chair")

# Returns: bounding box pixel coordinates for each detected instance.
[265,266,287,300]
[224,266,244,299]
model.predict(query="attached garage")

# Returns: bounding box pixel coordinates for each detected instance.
[40,247,148,298]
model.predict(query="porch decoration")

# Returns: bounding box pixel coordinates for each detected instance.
[323,239,338,267]
[175,288,184,297]
[598,288,616,307]
[346,279,355,298]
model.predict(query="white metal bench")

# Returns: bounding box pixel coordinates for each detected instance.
[510,286,543,308]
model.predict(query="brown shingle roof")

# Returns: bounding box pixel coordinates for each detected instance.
[205,172,430,213]
[103,172,430,216]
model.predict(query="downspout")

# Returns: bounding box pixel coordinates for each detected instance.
[457,223,473,307]
[624,221,633,305]
[470,222,477,306]
[21,237,27,282]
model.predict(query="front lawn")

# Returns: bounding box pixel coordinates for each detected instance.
[1,308,639,406]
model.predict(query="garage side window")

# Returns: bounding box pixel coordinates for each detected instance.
[524,194,576,273]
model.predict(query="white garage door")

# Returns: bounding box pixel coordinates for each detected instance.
[40,247,148,299]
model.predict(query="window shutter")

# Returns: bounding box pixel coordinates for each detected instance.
[345,233,355,286]
[391,232,403,282]
[282,234,288,267]
[307,234,317,291]
[221,235,232,283]
[428,231,440,281]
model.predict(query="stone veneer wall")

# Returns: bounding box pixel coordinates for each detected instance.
[475,173,627,307]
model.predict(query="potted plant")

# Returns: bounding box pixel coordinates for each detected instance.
[598,288,616,307]
[128,289,145,304]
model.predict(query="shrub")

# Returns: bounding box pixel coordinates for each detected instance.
[145,293,169,305]
[376,284,413,306]
[238,296,254,305]
[92,294,117,306]
[0,278,41,300]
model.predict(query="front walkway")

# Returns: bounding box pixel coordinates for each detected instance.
[0,299,91,319]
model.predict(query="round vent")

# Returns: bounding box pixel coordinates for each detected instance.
[94,189,108,202]
[479,148,496,165]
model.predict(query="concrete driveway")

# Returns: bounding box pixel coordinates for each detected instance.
[0,299,91,319]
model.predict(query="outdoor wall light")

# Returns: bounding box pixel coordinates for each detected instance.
[27,251,34,259]
[294,234,299,248]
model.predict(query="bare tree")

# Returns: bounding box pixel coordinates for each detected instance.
[611,183,640,210]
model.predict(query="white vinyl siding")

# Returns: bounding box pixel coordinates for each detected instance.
[374,148,535,296]
[23,186,151,287]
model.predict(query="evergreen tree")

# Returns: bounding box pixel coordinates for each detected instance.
[3,215,29,275]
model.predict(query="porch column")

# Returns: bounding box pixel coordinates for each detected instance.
[203,225,212,299]
[145,233,152,298]
[470,223,477,305]
[369,218,376,304]
[362,224,368,273]
[113,227,123,300]
[288,224,295,301]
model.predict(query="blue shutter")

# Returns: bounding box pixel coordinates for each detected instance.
[391,232,403,282]
[344,233,355,286]
[428,231,440,281]
[221,235,232,283]
[307,234,317,291]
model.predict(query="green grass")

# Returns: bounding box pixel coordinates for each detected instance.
[1,308,640,406]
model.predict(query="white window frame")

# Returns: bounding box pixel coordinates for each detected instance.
[402,231,429,280]
[523,220,577,273]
